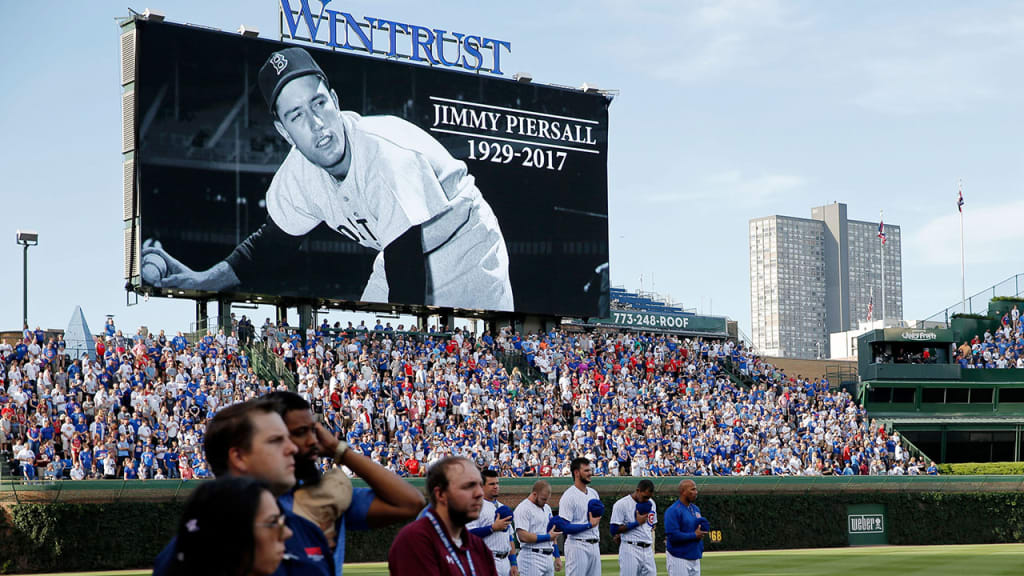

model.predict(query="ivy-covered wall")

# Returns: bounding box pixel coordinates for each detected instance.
[4,491,1023,573]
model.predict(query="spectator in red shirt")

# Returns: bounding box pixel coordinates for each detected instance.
[405,457,421,477]
[388,456,498,576]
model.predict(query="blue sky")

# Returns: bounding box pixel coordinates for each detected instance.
[1,1,1022,338]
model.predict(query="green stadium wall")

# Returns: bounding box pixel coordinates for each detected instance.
[3,476,1024,573]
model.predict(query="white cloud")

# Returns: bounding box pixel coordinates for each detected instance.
[911,199,1024,267]
[850,7,1024,115]
[645,170,806,204]
[853,54,998,115]
[599,0,808,84]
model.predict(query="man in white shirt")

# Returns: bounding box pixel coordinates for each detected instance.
[60,416,75,453]
[16,444,36,480]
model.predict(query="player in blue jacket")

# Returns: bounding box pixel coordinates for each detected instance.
[664,480,708,576]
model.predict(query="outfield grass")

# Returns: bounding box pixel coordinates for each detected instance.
[17,543,1024,576]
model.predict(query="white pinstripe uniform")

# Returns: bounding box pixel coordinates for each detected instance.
[267,111,513,311]
[468,498,514,576]
[558,485,601,576]
[611,495,657,576]
[514,498,555,576]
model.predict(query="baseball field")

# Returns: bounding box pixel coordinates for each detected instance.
[16,543,1024,576]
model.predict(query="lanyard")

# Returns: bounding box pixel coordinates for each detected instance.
[425,509,478,576]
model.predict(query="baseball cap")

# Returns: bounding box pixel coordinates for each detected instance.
[495,505,514,520]
[259,47,328,114]
[587,499,605,517]
[635,500,653,516]
[548,516,568,531]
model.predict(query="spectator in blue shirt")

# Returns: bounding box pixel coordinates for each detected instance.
[141,445,156,478]
[124,459,138,480]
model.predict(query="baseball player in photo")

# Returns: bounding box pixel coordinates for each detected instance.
[514,481,563,576]
[609,480,657,576]
[468,469,519,576]
[664,480,708,576]
[143,46,513,311]
[556,457,603,576]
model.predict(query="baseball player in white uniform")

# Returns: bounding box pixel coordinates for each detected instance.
[514,481,563,576]
[610,480,657,576]
[558,457,602,576]
[144,46,513,312]
[467,470,518,576]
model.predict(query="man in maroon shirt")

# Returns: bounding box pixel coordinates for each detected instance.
[389,456,498,576]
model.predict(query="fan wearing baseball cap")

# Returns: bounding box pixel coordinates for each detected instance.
[143,46,514,312]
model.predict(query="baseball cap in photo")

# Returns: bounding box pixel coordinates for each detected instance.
[259,47,328,113]
[495,505,514,520]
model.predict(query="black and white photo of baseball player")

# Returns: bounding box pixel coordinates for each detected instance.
[143,47,514,311]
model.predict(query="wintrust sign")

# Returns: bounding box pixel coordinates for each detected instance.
[280,0,512,75]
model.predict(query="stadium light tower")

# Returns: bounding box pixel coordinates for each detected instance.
[16,230,38,328]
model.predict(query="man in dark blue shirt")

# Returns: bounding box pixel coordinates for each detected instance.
[664,479,707,575]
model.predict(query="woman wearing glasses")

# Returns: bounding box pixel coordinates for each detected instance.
[169,477,293,576]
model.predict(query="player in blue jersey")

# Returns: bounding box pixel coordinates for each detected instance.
[664,480,707,576]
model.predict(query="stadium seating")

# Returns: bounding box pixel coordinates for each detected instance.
[952,308,1024,368]
[0,317,926,481]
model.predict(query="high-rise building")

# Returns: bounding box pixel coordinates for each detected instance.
[749,203,902,359]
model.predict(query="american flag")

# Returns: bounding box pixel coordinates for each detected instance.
[957,183,964,213]
[878,219,886,245]
[867,298,874,322]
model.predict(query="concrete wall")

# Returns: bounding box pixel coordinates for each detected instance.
[760,356,857,382]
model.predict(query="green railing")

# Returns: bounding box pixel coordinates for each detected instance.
[720,357,754,388]
[0,478,195,504]
[877,419,935,464]
[494,348,543,388]
[244,341,295,390]
[919,272,1024,327]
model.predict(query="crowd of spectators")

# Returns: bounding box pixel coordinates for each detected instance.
[954,305,1024,369]
[0,314,938,483]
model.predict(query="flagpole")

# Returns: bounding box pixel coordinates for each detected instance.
[880,210,886,326]
[960,179,966,314]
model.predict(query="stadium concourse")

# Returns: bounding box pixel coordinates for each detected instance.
[0,317,935,482]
